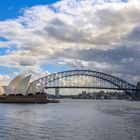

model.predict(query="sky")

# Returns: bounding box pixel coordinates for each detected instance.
[0,0,140,85]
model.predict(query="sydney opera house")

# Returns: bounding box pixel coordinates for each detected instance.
[0,74,43,96]
[0,75,56,103]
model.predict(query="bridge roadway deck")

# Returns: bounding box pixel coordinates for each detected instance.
[45,86,137,91]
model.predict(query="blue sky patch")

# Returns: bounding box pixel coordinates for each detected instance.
[0,66,19,74]
[41,63,70,73]
[0,37,9,42]
[0,0,59,20]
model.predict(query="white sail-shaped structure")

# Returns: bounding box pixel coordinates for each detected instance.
[38,85,44,93]
[2,74,45,96]
[27,81,38,95]
[8,74,24,89]
[3,86,16,95]
[36,86,42,93]
[0,84,4,95]
[3,75,32,96]
[16,75,31,96]
[28,82,44,94]
[2,74,25,95]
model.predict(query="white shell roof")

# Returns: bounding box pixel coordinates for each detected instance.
[3,74,32,96]
[0,84,4,95]
[3,86,16,95]
[8,74,24,89]
[28,82,38,94]
[16,75,31,95]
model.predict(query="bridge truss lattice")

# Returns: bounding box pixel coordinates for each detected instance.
[30,70,137,92]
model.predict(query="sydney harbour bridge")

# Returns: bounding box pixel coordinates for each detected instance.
[30,70,140,99]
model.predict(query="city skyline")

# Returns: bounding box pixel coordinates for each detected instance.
[0,0,140,84]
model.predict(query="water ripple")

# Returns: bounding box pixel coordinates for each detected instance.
[0,100,139,140]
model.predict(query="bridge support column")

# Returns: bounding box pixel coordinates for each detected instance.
[135,82,140,100]
[55,88,60,98]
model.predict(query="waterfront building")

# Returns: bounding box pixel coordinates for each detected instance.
[1,74,43,96]
[0,75,60,103]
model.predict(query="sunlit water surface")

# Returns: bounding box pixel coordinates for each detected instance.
[0,100,140,140]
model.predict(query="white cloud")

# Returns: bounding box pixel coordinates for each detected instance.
[0,74,11,85]
[0,0,140,84]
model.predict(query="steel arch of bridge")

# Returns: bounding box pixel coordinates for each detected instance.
[31,70,137,91]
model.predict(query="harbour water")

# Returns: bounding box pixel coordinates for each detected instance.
[0,100,140,140]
